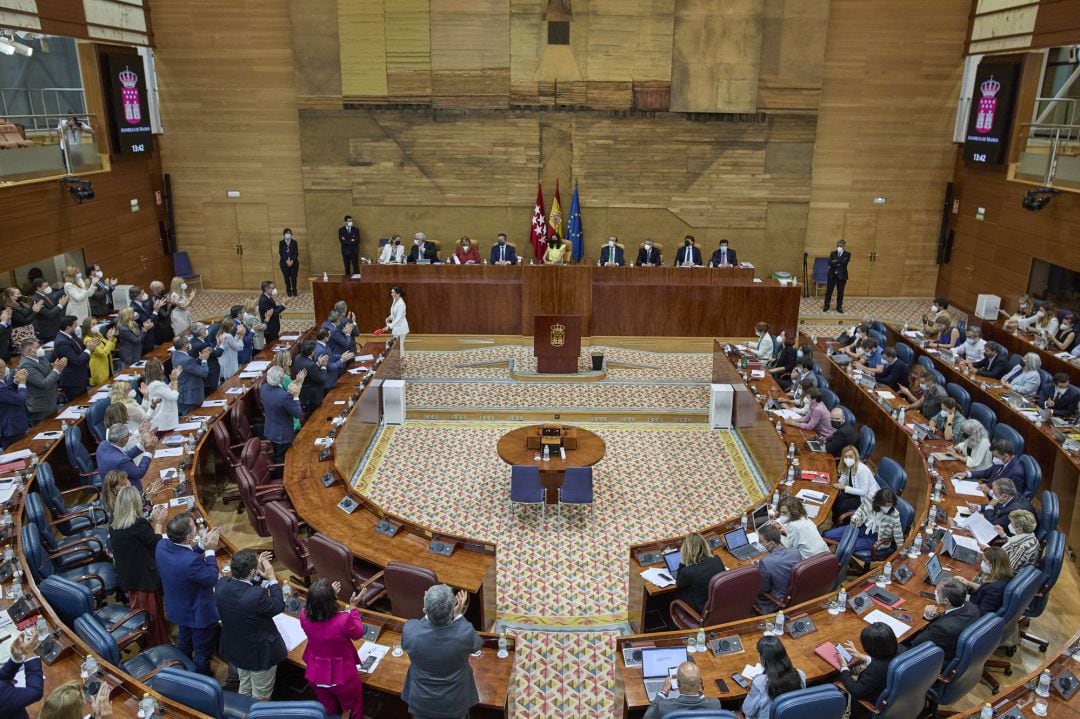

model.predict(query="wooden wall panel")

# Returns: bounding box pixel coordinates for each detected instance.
[288,0,342,102]
[338,0,388,98]
[385,0,433,100]
[0,0,150,44]
[430,0,509,108]
[152,0,308,290]
[757,0,830,112]
[804,0,969,297]
[670,0,764,114]
[1031,0,1080,48]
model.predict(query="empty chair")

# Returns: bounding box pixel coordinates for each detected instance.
[816,374,830,391]
[87,397,110,442]
[927,367,946,386]
[916,355,934,371]
[241,436,283,487]
[210,422,244,511]
[927,614,1005,711]
[894,343,914,368]
[383,561,438,619]
[992,423,1024,456]
[228,399,264,448]
[64,425,101,488]
[74,613,194,681]
[812,257,829,296]
[874,457,907,495]
[967,402,997,435]
[868,329,886,348]
[1020,530,1065,652]
[669,565,760,629]
[770,685,846,719]
[40,576,147,644]
[984,566,1044,690]
[234,466,287,537]
[509,465,545,519]
[832,524,859,588]
[248,701,327,719]
[1017,454,1042,500]
[151,666,255,719]
[865,642,943,719]
[819,387,839,411]
[307,533,386,606]
[23,492,109,568]
[172,251,203,291]
[264,501,313,583]
[558,466,593,519]
[22,524,117,600]
[856,425,875,462]
[870,321,886,335]
[34,462,109,535]
[766,553,838,610]
[839,405,855,427]
[1034,490,1059,543]
[945,383,970,415]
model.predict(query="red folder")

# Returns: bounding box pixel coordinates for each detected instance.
[800,470,831,484]
[815,642,843,671]
[372,328,387,336]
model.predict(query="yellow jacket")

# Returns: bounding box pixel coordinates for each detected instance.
[88,333,116,387]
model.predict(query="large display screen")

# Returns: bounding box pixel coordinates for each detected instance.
[103,52,152,155]
[963,59,1020,166]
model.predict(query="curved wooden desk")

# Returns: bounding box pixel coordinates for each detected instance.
[496,424,605,503]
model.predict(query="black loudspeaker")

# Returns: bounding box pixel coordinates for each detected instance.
[936,181,953,265]
[163,173,177,255]
[943,229,955,265]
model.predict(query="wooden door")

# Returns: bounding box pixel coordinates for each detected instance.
[203,203,243,289]
[234,204,274,287]
[200,203,274,289]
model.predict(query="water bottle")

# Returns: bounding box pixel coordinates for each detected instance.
[837,589,847,612]
[81,655,100,699]
[497,632,509,659]
[542,445,550,462]
[774,610,785,635]
[139,693,157,718]
[322,271,328,281]
[910,532,923,558]
[3,545,12,564]
[695,629,706,653]
[882,561,893,585]
[786,465,795,485]
[775,421,783,434]
[0,509,10,528]
[771,491,779,510]
[1036,669,1052,697]
[741,514,749,533]
[980,704,992,719]
[10,574,22,600]
[35,617,48,641]
[897,407,906,425]
[787,443,795,460]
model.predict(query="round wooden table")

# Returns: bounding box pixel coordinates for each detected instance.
[496,425,606,504]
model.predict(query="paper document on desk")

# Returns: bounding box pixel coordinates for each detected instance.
[863,609,911,638]
[952,533,981,553]
[902,330,924,338]
[154,447,183,458]
[950,479,985,497]
[874,390,896,400]
[0,485,15,505]
[174,422,202,432]
[356,354,374,362]
[734,345,748,352]
[347,367,366,375]
[767,409,802,420]
[56,406,87,420]
[238,371,262,379]
[795,488,829,505]
[226,387,246,395]
[803,503,821,520]
[750,370,766,379]
[114,373,138,381]
[741,663,764,680]
[280,334,300,341]
[357,641,390,674]
[640,568,676,588]
[244,361,271,372]
[33,431,64,441]
[0,449,33,463]
[273,613,307,651]
[201,400,229,408]
[960,511,999,545]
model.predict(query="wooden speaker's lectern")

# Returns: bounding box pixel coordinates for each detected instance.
[534,315,581,374]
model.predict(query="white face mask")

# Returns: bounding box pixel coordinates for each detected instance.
[796,350,804,359]
[271,288,278,296]
[180,283,188,291]
[836,246,843,253]
[843,457,856,467]
[931,305,939,313]
[644,243,652,251]
[1008,524,1019,535]
[992,456,1004,466]
[284,233,292,240]
[41,285,50,293]
[980,561,991,574]
[346,222,352,229]
[139,293,149,302]
[75,273,82,281]
[96,271,103,279]
[35,347,45,358]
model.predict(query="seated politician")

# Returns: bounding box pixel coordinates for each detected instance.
[490,233,517,265]
[378,236,405,264]
[451,236,481,265]
[673,235,702,267]
[636,239,662,267]
[709,239,737,267]
[407,232,438,263]
[673,532,725,615]
[598,236,624,266]
[1037,372,1080,417]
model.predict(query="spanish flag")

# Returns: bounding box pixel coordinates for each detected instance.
[547,180,564,239]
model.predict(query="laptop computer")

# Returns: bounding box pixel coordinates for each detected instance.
[805,439,827,453]
[938,349,955,365]
[662,549,683,579]
[752,505,772,530]
[925,553,949,585]
[641,646,688,701]
[942,530,980,565]
[724,526,767,562]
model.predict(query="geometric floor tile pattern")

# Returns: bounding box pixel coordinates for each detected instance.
[405,381,710,412]
[507,630,621,719]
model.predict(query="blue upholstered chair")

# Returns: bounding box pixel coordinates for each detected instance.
[1017,454,1042,500]
[945,383,971,415]
[984,566,1044,691]
[857,425,875,462]
[40,576,147,645]
[34,461,108,535]
[927,614,1005,711]
[867,642,943,718]
[666,711,737,719]
[558,466,593,520]
[23,492,109,567]
[839,405,855,427]
[74,614,195,681]
[894,343,914,368]
[509,465,545,519]
[771,685,846,719]
[928,367,946,386]
[150,666,255,719]
[875,457,907,495]
[21,523,117,600]
[64,425,101,488]
[819,387,839,411]
[916,355,934,371]
[832,524,859,589]
[1020,530,1064,652]
[248,701,328,719]
[967,402,997,435]
[1035,490,1059,543]
[86,397,110,443]
[993,423,1024,456]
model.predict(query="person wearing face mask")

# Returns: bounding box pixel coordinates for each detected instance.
[29,276,68,342]
[167,276,195,337]
[1001,352,1041,396]
[1051,313,1076,351]
[898,366,947,419]
[636,239,662,267]
[824,408,858,458]
[542,232,566,264]
[997,510,1040,571]
[0,358,29,449]
[952,326,986,363]
[598,236,624,267]
[378,235,405,264]
[278,227,300,297]
[829,445,880,522]
[947,418,992,471]
[965,478,1033,537]
[709,239,738,268]
[932,397,967,442]
[767,335,799,388]
[188,322,224,394]
[786,387,834,437]
[257,280,288,344]
[928,316,961,350]
[118,303,154,364]
[339,214,360,275]
[1018,302,1059,336]
[172,336,211,416]
[774,496,828,559]
[86,264,117,316]
[921,297,949,333]
[383,286,410,358]
[786,357,817,395]
[452,236,481,265]
[490,233,518,265]
[672,532,726,615]
[96,423,153,492]
[674,235,702,267]
[956,546,1013,615]
[1036,371,1079,418]
[1004,294,1035,324]
[754,524,803,613]
[61,265,92,323]
[780,377,815,418]
[822,239,850,313]
[53,314,99,403]
[823,487,903,554]
[16,337,65,424]
[904,576,979,664]
[973,341,1008,379]
[408,232,438,264]
[751,321,774,361]
[955,440,1027,496]
[856,346,908,391]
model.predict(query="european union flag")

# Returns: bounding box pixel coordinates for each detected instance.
[568,182,583,263]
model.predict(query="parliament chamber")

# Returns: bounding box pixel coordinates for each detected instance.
[3,0,1080,717]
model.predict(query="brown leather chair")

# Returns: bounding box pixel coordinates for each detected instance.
[251,376,266,414]
[308,534,387,607]
[383,561,438,619]
[235,466,287,537]
[264,501,313,583]
[240,437,282,487]
[210,422,244,511]
[763,553,839,611]
[669,564,760,629]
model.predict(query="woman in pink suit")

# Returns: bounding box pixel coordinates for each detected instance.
[299,578,366,717]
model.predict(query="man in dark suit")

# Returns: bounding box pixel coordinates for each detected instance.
[643,661,725,718]
[257,281,288,343]
[0,360,29,449]
[294,341,329,413]
[339,215,360,275]
[172,336,211,416]
[906,577,981,664]
[957,440,1026,494]
[0,307,12,361]
[870,347,909,391]
[129,286,161,354]
[314,329,353,390]
[278,228,300,297]
[261,366,302,463]
[969,478,1033,536]
[973,342,1009,380]
[216,549,287,701]
[823,239,851,313]
[674,235,703,267]
[189,323,224,394]
[490,233,517,265]
[29,277,67,341]
[407,232,438,263]
[598,237,625,266]
[709,240,738,267]
[148,281,175,344]
[756,524,802,613]
[636,240,662,267]
[402,584,483,719]
[97,424,153,491]
[156,514,221,675]
[53,315,98,402]
[1037,372,1080,417]
[86,264,116,317]
[0,634,44,719]
[825,407,858,457]
[16,338,65,425]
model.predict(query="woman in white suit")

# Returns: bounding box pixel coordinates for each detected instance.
[384,286,409,357]
[379,236,406,264]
